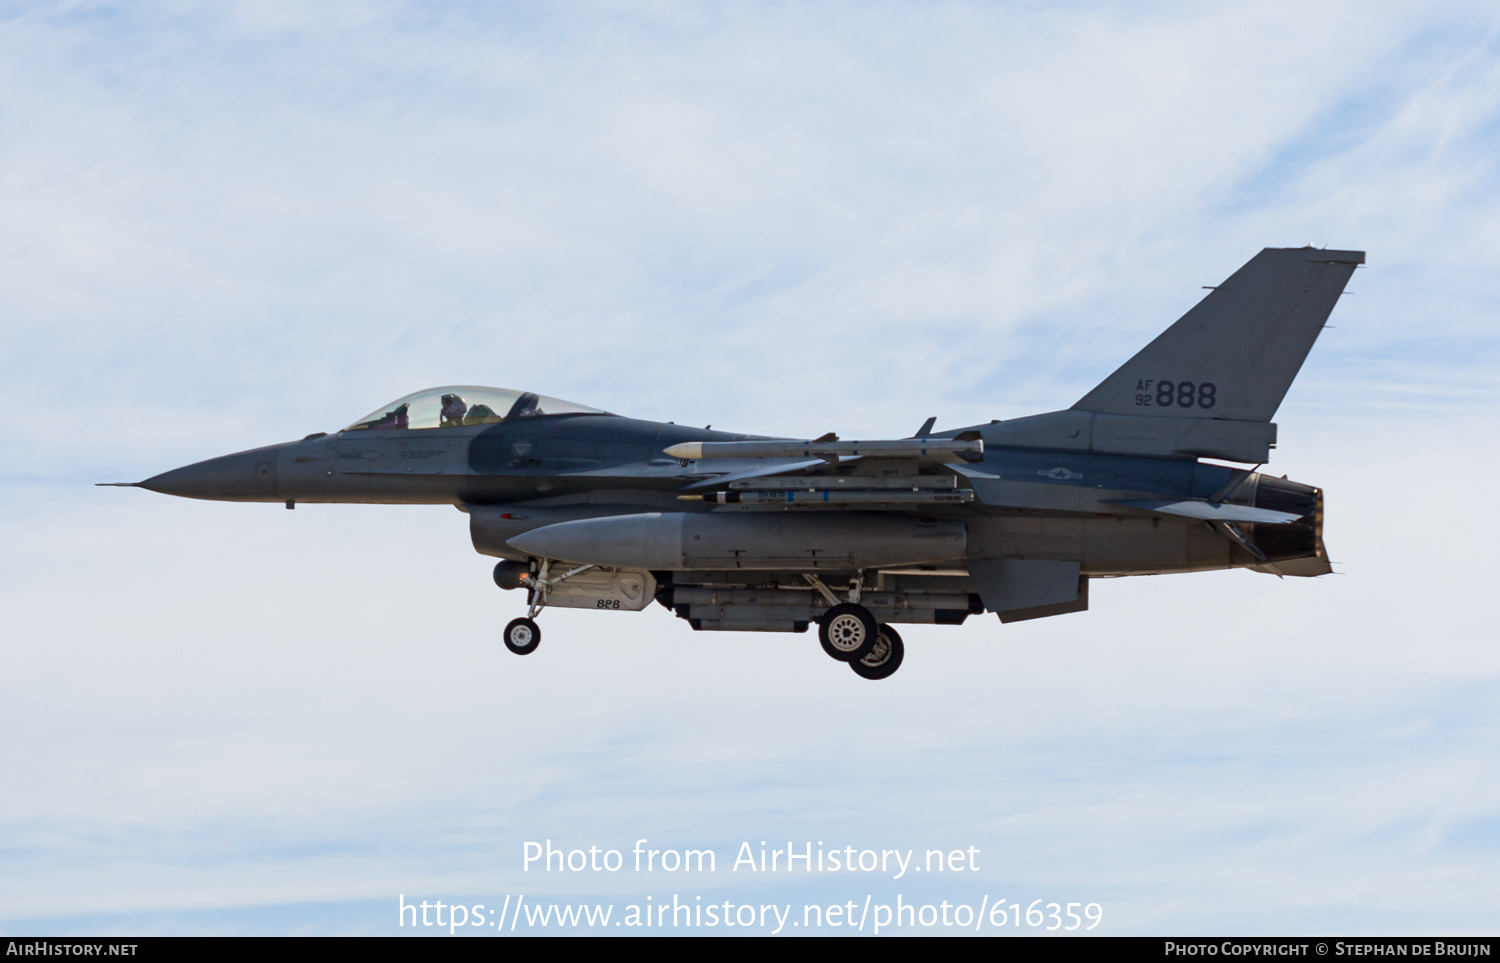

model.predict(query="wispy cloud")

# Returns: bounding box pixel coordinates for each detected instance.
[2,0,1499,935]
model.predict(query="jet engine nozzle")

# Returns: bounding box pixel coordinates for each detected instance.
[1245,475,1322,562]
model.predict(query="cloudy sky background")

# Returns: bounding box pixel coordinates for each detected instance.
[2,0,1498,935]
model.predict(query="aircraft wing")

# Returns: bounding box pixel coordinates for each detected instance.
[672,434,982,491]
[677,459,835,490]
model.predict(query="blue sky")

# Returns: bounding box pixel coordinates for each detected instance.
[2,1,1498,935]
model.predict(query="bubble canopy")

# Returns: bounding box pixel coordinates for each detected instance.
[342,386,609,432]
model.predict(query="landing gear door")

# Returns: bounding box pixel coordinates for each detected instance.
[545,568,657,612]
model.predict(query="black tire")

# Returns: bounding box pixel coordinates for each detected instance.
[503,617,541,655]
[818,603,879,662]
[850,624,905,680]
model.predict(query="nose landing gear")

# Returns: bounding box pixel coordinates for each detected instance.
[498,558,597,656]
[503,617,541,655]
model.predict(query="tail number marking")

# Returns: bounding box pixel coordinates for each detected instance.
[1135,380,1216,409]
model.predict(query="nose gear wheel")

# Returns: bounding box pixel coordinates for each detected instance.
[503,617,541,655]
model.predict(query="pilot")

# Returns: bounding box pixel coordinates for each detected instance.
[463,404,499,426]
[439,393,468,428]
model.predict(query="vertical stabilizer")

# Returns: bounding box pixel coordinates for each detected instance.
[1072,247,1362,422]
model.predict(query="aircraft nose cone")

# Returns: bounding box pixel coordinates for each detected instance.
[139,447,280,501]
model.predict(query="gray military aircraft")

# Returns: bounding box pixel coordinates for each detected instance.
[106,247,1361,679]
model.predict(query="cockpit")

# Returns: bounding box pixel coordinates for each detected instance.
[342,386,609,432]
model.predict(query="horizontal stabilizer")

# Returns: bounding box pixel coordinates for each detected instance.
[1109,499,1302,525]
[1073,247,1362,423]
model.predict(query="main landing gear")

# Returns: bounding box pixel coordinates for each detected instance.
[818,603,879,662]
[850,624,904,681]
[809,574,906,680]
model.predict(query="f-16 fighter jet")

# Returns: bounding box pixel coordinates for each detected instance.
[107,247,1361,680]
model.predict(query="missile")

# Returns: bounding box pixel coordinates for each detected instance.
[662,433,982,463]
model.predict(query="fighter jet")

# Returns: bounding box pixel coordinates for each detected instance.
[106,247,1361,680]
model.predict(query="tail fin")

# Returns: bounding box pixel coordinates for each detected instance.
[1073,247,1363,422]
